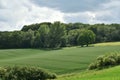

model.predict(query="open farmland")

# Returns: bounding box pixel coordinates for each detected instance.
[0,42,120,74]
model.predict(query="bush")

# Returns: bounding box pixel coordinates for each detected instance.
[0,66,57,80]
[0,67,6,79]
[88,52,120,70]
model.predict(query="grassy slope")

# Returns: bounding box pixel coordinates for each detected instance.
[57,66,120,80]
[0,42,120,74]
[94,42,120,46]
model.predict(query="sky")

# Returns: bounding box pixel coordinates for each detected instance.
[0,0,120,31]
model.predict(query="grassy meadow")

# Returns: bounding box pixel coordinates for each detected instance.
[57,65,120,80]
[0,42,120,75]
[94,42,120,46]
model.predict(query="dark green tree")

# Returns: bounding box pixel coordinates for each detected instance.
[77,29,96,47]
[49,21,66,48]
[38,24,50,48]
[68,29,80,46]
[22,29,34,48]
[33,31,41,48]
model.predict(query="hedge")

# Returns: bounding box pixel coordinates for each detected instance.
[0,66,57,80]
[88,52,120,70]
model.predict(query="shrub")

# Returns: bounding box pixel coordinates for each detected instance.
[88,52,120,70]
[0,67,6,79]
[0,66,57,80]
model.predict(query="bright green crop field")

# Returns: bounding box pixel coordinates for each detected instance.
[0,42,120,75]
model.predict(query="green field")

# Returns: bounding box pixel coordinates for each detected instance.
[94,42,120,46]
[57,65,120,80]
[0,42,120,75]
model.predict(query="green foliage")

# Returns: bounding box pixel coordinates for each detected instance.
[88,52,120,70]
[0,22,120,49]
[77,29,96,47]
[22,29,34,48]
[49,21,66,48]
[67,29,80,46]
[0,66,56,80]
[89,24,120,42]
[21,22,51,31]
[38,24,50,48]
[0,67,6,79]
[32,31,41,48]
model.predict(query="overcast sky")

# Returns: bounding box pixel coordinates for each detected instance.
[0,0,120,31]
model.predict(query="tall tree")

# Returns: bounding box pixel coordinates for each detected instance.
[33,31,41,48]
[38,24,50,48]
[22,29,34,48]
[77,29,96,47]
[68,29,80,46]
[49,21,66,48]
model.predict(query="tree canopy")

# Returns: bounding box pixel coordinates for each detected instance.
[77,29,96,47]
[0,22,120,49]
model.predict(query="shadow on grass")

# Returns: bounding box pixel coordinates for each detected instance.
[76,45,94,48]
[0,47,63,51]
[0,44,95,51]
[32,47,63,51]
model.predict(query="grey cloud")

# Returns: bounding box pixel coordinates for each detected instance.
[94,0,120,23]
[31,0,110,12]
[63,0,120,24]
[0,0,120,31]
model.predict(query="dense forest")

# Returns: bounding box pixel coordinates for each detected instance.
[0,21,120,49]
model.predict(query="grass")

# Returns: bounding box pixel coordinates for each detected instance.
[56,65,120,80]
[94,42,120,46]
[0,42,120,75]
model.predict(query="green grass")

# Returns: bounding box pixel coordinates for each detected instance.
[94,42,120,46]
[0,42,120,75]
[56,65,120,80]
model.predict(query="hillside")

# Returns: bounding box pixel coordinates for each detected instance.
[57,65,120,80]
[0,42,120,74]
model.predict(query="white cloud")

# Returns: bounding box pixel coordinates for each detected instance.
[0,0,65,31]
[0,22,11,31]
[0,0,120,31]
[63,11,96,24]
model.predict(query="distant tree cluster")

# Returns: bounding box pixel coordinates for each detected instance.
[0,21,120,49]
[0,22,66,49]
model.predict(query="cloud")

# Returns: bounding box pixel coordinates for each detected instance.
[31,0,110,13]
[64,12,96,23]
[0,0,65,31]
[0,0,120,31]
[64,0,120,24]
[92,0,120,23]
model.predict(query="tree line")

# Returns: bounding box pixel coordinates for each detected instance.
[0,21,120,49]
